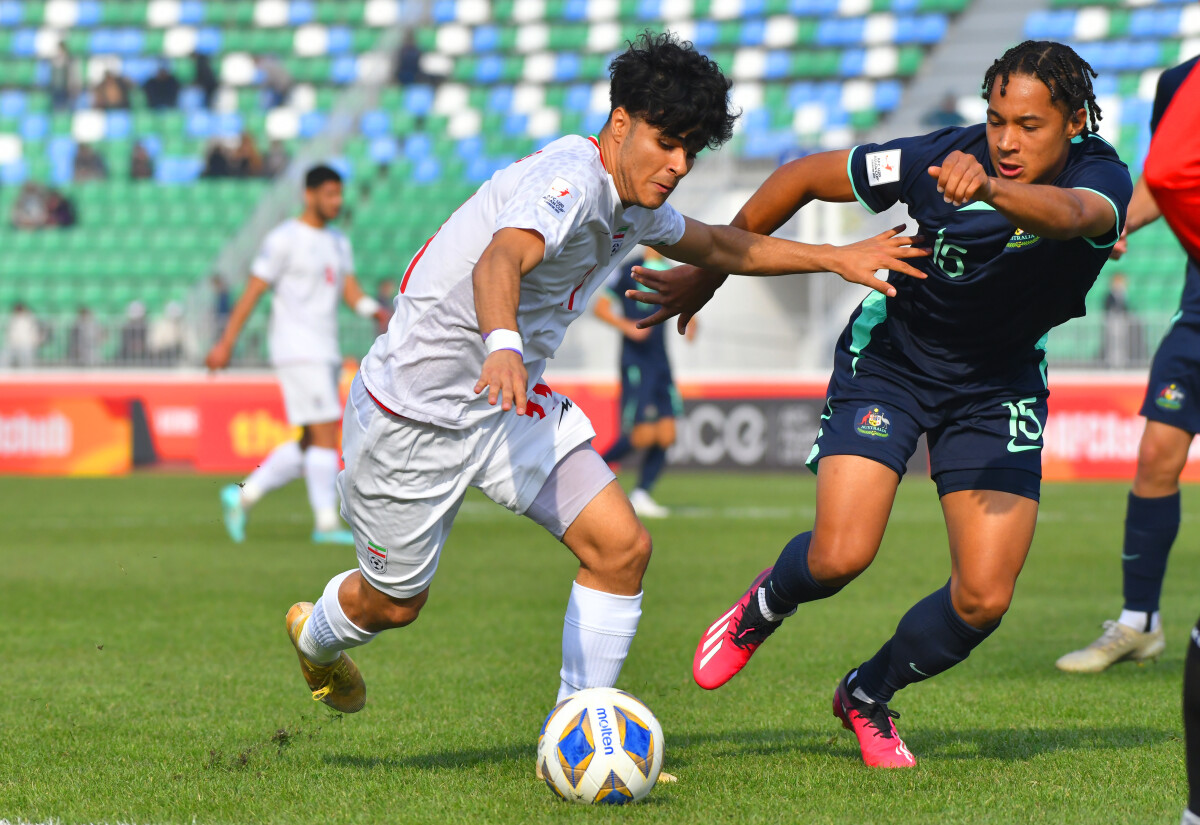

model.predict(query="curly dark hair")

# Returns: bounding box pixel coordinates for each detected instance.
[305,164,342,189]
[608,31,738,153]
[981,40,1102,132]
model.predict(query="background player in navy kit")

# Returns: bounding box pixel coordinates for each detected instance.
[594,245,693,518]
[637,41,1132,768]
[1057,56,1200,675]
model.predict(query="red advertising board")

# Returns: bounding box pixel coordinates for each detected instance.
[0,371,1182,481]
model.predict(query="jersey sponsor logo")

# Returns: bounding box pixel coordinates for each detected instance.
[865,150,901,186]
[541,176,580,219]
[854,405,891,439]
[366,541,388,573]
[1156,382,1185,411]
[1006,227,1042,250]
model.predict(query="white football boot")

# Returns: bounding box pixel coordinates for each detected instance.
[1055,620,1165,673]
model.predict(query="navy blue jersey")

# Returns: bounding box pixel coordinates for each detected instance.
[845,124,1132,388]
[1151,57,1200,315]
[605,257,670,367]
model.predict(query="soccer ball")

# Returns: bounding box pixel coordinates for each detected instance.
[536,687,664,804]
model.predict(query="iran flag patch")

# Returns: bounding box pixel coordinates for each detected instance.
[540,177,580,219]
[866,149,901,186]
[366,541,387,573]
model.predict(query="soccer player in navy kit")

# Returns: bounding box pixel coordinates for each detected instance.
[1057,56,1200,675]
[594,246,691,518]
[637,40,1133,768]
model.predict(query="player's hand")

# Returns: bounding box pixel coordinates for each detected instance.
[825,225,929,298]
[475,349,528,414]
[205,341,233,371]
[373,307,393,326]
[628,264,725,335]
[623,321,652,342]
[928,151,993,207]
[1110,227,1129,260]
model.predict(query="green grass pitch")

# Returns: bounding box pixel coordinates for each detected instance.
[0,473,1191,824]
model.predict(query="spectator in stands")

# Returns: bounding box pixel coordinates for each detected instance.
[73,143,108,182]
[49,40,80,111]
[230,131,264,178]
[374,279,395,335]
[143,61,181,110]
[45,189,76,228]
[193,52,218,109]
[1102,272,1141,368]
[921,92,966,129]
[212,275,231,337]
[4,302,44,367]
[68,306,104,367]
[254,55,293,108]
[148,301,185,365]
[201,139,234,178]
[394,31,434,86]
[263,139,290,178]
[130,142,154,180]
[11,183,49,229]
[93,69,131,110]
[118,301,148,363]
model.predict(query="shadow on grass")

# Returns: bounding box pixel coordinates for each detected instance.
[323,722,1171,772]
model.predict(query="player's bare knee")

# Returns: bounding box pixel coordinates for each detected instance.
[587,525,651,590]
[808,537,874,586]
[952,584,1012,628]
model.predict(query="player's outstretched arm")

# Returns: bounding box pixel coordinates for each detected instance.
[1110,175,1162,260]
[204,275,270,371]
[472,227,546,415]
[928,150,1117,240]
[342,274,391,325]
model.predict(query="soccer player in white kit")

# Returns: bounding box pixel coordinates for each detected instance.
[206,165,389,545]
[284,33,928,725]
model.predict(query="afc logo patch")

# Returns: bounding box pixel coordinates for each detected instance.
[855,405,892,438]
[1156,383,1185,411]
[366,541,388,572]
[540,176,579,220]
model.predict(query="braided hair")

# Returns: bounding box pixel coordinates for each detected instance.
[981,40,1102,132]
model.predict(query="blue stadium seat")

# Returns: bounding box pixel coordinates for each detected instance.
[476,55,504,84]
[791,0,838,18]
[487,86,515,113]
[187,111,214,138]
[564,85,590,113]
[178,87,205,112]
[299,112,326,138]
[637,0,662,20]
[289,0,316,25]
[178,1,205,24]
[875,80,902,112]
[740,19,766,47]
[839,49,866,78]
[555,53,580,82]
[788,82,817,108]
[331,56,358,84]
[503,114,529,136]
[818,18,866,47]
[328,157,352,179]
[76,1,102,26]
[155,156,203,184]
[765,51,791,80]
[563,0,588,22]
[360,110,390,138]
[411,156,441,184]
[467,155,507,183]
[11,30,37,58]
[327,27,353,55]
[1025,11,1075,41]
[19,113,47,142]
[106,111,133,140]
[0,91,26,118]
[369,137,399,164]
[404,85,435,117]
[456,135,484,159]
[1,160,28,185]
[692,20,719,48]
[404,133,433,160]
[474,25,501,53]
[1130,8,1181,38]
[123,56,160,84]
[194,28,222,55]
[432,0,457,24]
[0,2,22,26]
[583,111,608,135]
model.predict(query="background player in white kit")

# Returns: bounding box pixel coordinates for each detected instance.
[283,33,928,725]
[206,165,389,545]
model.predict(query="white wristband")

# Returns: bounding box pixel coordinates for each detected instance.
[354,296,383,318]
[484,328,523,357]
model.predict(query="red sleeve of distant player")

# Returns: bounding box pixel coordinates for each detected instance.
[1143,61,1200,260]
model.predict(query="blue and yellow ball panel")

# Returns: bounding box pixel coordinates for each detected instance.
[541,758,566,800]
[539,697,571,749]
[615,706,654,777]
[556,709,595,789]
[596,770,634,805]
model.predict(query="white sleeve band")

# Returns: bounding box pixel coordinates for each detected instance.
[484,328,524,357]
[354,296,383,318]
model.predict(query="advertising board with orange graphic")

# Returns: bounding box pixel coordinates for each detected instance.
[0,396,131,475]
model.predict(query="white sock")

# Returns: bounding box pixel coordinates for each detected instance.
[241,440,303,506]
[303,446,341,532]
[1182,809,1200,825]
[1118,609,1160,633]
[298,569,377,664]
[557,582,643,702]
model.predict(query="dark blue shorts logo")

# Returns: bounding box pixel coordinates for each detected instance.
[1156,383,1185,411]
[855,405,891,439]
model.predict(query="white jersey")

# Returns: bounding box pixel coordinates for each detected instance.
[251,218,355,367]
[360,135,687,430]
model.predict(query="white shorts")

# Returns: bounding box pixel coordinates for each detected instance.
[276,362,342,426]
[338,375,613,598]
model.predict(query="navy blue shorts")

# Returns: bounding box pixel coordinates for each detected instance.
[620,361,681,430]
[1140,312,1200,435]
[807,359,1046,501]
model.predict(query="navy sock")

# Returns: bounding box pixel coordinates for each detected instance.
[637,446,667,492]
[1185,616,1200,817]
[1122,491,1180,613]
[763,531,843,616]
[602,434,633,465]
[855,582,996,705]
